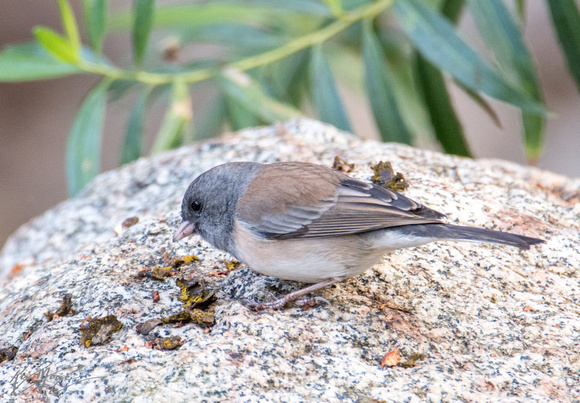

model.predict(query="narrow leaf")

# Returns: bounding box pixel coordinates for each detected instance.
[225,95,260,130]
[547,0,580,95]
[309,46,351,132]
[133,0,155,66]
[322,0,344,16]
[34,27,79,63]
[415,55,471,156]
[107,80,140,102]
[121,87,150,165]
[66,79,110,196]
[441,0,465,23]
[180,24,283,51]
[395,0,545,115]
[411,0,470,155]
[267,49,310,106]
[469,0,538,95]
[108,1,329,31]
[220,68,302,123]
[522,113,543,164]
[362,20,412,144]
[377,31,434,141]
[515,0,526,23]
[151,80,192,154]
[468,0,544,161]
[0,43,80,81]
[195,94,227,140]
[57,0,81,51]
[455,81,501,127]
[231,0,330,14]
[83,0,108,53]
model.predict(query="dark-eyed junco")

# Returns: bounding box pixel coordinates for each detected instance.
[173,162,543,309]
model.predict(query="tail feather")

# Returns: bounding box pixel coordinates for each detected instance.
[400,223,544,250]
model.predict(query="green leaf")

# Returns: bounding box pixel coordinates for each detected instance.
[121,87,151,165]
[225,95,260,130]
[406,0,469,154]
[266,49,310,106]
[0,42,81,81]
[57,0,81,51]
[342,0,375,11]
[66,79,110,196]
[133,0,155,66]
[415,55,471,156]
[394,0,545,115]
[441,0,465,23]
[376,31,433,142]
[468,0,544,161]
[521,113,544,164]
[440,0,498,134]
[107,79,140,102]
[219,68,302,123]
[238,0,330,14]
[309,45,351,131]
[547,0,580,95]
[151,80,192,154]
[455,81,501,127]
[34,27,79,63]
[108,2,327,32]
[468,0,538,95]
[110,4,258,31]
[325,45,363,92]
[83,0,108,53]
[322,0,344,16]
[195,94,227,140]
[180,24,284,51]
[362,20,411,144]
[515,0,526,23]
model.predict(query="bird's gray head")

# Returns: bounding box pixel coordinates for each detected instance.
[173,162,262,254]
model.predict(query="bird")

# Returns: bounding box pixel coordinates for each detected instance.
[173,161,544,310]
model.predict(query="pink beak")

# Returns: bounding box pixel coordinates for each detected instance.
[173,221,195,242]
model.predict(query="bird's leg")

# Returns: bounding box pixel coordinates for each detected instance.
[249,278,341,311]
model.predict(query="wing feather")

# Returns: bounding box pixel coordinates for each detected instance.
[239,172,445,239]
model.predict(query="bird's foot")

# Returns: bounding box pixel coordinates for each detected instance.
[241,278,339,311]
[295,296,329,309]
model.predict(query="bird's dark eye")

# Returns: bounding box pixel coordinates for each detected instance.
[191,199,202,212]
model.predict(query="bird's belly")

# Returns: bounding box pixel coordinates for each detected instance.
[233,225,384,283]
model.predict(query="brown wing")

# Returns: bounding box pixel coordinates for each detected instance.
[236,162,445,239]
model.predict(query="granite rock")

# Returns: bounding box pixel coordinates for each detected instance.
[0,119,578,402]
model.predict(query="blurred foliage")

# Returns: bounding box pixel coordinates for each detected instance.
[1,0,579,195]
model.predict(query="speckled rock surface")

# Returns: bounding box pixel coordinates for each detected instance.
[0,119,578,402]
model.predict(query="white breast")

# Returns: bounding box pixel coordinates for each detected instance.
[233,222,387,283]
[232,222,441,283]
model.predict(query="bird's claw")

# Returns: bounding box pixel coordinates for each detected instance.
[294,296,329,309]
[241,295,327,311]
